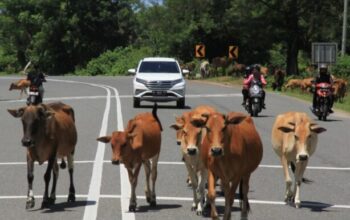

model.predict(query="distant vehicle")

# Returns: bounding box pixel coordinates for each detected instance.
[311,82,333,121]
[130,57,188,108]
[244,79,264,117]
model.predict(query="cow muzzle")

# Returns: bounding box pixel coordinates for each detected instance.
[298,154,309,161]
[187,147,198,156]
[111,160,120,165]
[21,137,34,147]
[211,147,223,156]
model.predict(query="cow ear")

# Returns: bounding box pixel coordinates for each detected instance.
[226,115,246,125]
[8,107,25,118]
[310,124,327,134]
[97,136,112,143]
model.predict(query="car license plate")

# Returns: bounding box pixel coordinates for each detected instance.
[153,91,166,96]
[29,92,39,96]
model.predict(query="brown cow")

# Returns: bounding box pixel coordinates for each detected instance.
[301,77,314,93]
[9,79,31,98]
[97,104,162,211]
[271,112,326,208]
[192,112,263,220]
[170,105,216,215]
[8,102,77,209]
[333,79,348,102]
[272,68,285,91]
[283,79,304,91]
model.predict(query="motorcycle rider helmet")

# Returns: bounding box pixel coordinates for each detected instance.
[245,66,251,77]
[319,63,328,75]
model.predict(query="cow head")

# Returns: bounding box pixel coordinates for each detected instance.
[8,104,55,147]
[9,83,15,91]
[97,131,127,165]
[278,121,326,162]
[192,112,246,157]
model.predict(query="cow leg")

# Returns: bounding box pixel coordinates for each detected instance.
[207,170,219,220]
[149,153,159,207]
[223,179,239,220]
[293,161,308,208]
[48,160,59,205]
[240,175,251,220]
[281,156,293,203]
[26,156,35,209]
[196,169,208,216]
[183,156,198,211]
[143,160,152,204]
[127,163,142,212]
[67,153,76,202]
[42,156,55,208]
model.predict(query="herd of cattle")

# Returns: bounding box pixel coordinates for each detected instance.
[6,76,328,220]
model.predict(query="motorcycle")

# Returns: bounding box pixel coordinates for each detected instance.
[311,82,333,121]
[244,79,264,117]
[27,85,42,105]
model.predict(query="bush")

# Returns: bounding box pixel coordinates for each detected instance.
[331,55,350,78]
[73,46,153,76]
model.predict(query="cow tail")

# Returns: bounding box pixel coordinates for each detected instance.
[152,103,163,131]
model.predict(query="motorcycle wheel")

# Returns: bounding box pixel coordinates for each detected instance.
[321,103,328,121]
[29,96,36,105]
[251,103,259,117]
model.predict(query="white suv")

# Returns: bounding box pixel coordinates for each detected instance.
[129,57,188,108]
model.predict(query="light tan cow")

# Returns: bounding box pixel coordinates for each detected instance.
[271,112,326,208]
[9,79,31,98]
[283,79,304,91]
[170,105,216,215]
[97,104,162,211]
[301,77,314,93]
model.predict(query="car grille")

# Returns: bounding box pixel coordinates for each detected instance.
[146,80,173,90]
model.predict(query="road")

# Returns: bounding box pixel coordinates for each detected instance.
[1,76,350,220]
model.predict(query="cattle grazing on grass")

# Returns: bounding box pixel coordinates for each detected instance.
[8,102,77,209]
[192,112,263,220]
[271,112,326,208]
[200,61,210,78]
[283,79,304,91]
[272,68,286,91]
[9,79,31,98]
[170,105,216,215]
[97,103,162,212]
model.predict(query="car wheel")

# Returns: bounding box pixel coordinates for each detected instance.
[133,98,140,108]
[177,98,185,108]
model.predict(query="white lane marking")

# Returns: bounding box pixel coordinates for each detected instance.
[1,160,350,171]
[103,84,135,220]
[82,85,111,220]
[1,194,350,210]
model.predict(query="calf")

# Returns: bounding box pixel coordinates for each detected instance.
[192,112,263,220]
[171,105,216,215]
[9,79,31,98]
[271,112,326,208]
[97,104,162,211]
[8,102,77,209]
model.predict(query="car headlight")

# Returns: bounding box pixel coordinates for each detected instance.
[172,78,184,85]
[136,78,148,85]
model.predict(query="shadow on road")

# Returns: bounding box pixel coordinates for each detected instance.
[136,104,192,110]
[294,201,335,212]
[28,200,96,213]
[136,203,182,213]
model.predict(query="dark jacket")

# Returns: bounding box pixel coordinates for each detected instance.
[27,71,46,87]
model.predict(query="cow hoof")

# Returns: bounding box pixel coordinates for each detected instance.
[67,193,76,203]
[25,198,35,209]
[150,200,156,207]
[295,202,301,209]
[146,196,151,204]
[41,200,51,209]
[48,197,56,205]
[196,210,202,216]
[129,204,136,212]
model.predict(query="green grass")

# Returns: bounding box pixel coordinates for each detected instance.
[201,76,350,113]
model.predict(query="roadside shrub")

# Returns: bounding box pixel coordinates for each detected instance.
[331,55,350,78]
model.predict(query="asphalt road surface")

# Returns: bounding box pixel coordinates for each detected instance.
[1,76,350,220]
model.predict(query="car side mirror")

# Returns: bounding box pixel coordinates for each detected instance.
[128,68,136,75]
[182,69,189,75]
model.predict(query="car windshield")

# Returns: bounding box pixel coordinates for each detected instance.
[139,61,180,73]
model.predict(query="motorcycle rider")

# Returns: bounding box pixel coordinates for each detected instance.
[241,65,252,105]
[312,63,334,113]
[26,64,47,104]
[242,64,267,108]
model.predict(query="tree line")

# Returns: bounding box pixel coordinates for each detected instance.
[0,0,347,75]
